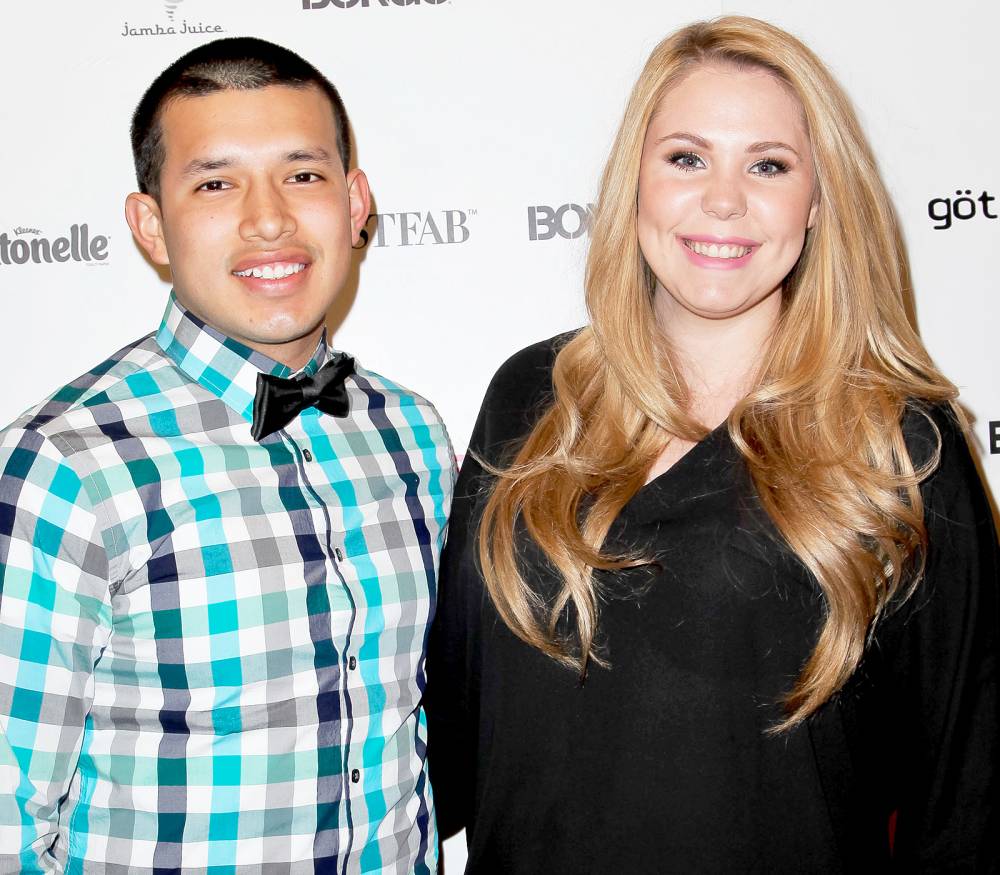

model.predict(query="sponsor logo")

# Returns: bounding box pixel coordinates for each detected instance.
[990,421,1000,455]
[359,209,473,247]
[0,225,109,266]
[303,0,448,8]
[122,0,225,37]
[527,203,594,241]
[927,189,997,230]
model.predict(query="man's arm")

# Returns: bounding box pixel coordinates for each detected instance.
[0,428,112,873]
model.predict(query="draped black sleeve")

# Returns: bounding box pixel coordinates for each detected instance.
[879,405,999,869]
[425,335,566,841]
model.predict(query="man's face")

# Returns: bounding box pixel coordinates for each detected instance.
[128,84,368,364]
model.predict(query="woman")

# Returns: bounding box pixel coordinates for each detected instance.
[427,17,998,873]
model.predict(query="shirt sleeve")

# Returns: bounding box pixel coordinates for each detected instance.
[884,407,1000,870]
[0,428,113,873]
[425,425,488,841]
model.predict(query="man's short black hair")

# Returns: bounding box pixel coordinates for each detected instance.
[131,37,351,200]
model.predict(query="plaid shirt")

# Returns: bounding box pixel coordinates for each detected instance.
[0,294,455,874]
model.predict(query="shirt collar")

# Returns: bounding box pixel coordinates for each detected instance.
[154,292,328,422]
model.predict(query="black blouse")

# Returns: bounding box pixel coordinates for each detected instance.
[426,334,999,874]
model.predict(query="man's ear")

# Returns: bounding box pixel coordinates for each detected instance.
[125,192,170,265]
[345,168,372,246]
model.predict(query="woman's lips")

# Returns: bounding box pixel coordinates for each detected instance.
[679,236,758,270]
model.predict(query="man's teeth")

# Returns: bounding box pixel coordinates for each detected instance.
[685,240,752,259]
[233,262,307,279]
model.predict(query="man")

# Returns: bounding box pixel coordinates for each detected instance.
[0,38,454,873]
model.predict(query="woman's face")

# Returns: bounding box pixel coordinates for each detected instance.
[637,64,818,328]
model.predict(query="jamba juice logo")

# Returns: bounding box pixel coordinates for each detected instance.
[0,226,109,266]
[121,0,224,37]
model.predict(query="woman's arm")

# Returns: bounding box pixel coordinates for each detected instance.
[425,334,568,841]
[886,406,999,870]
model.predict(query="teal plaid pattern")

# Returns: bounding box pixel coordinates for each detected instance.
[0,294,455,874]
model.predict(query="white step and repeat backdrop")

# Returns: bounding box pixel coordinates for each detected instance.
[1,0,997,868]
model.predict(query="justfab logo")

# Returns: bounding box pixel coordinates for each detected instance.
[927,189,997,230]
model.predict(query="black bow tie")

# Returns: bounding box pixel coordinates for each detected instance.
[250,353,355,441]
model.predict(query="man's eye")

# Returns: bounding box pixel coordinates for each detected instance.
[198,180,228,192]
[289,172,322,183]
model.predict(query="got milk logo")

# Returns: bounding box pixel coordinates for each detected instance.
[927,189,997,230]
[0,226,109,266]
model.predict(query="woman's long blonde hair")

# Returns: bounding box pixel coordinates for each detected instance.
[478,16,958,729]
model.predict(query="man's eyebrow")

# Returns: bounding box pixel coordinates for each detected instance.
[285,148,334,163]
[179,148,335,179]
[180,157,235,178]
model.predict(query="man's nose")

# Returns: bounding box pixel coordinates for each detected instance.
[239,182,296,242]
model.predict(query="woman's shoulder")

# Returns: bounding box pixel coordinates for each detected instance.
[900,401,972,479]
[900,401,995,536]
[470,329,581,463]
[484,330,580,408]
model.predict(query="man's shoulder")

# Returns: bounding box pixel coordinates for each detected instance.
[352,363,447,429]
[1,333,167,451]
[348,363,456,493]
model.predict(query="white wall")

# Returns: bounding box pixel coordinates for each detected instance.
[1,1,997,869]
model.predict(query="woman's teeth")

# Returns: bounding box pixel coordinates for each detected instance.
[684,240,751,259]
[234,262,307,279]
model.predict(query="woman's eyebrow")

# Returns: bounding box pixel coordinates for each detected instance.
[747,140,800,159]
[654,131,710,148]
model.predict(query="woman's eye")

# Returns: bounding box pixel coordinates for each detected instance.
[668,152,704,171]
[752,158,789,177]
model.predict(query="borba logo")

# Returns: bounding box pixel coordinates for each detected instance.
[303,0,447,8]
[927,189,997,230]
[359,210,472,247]
[0,226,109,266]
[528,203,594,241]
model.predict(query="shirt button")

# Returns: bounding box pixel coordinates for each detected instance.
[351,769,360,784]
[302,448,313,462]
[335,547,344,562]
[348,656,357,671]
